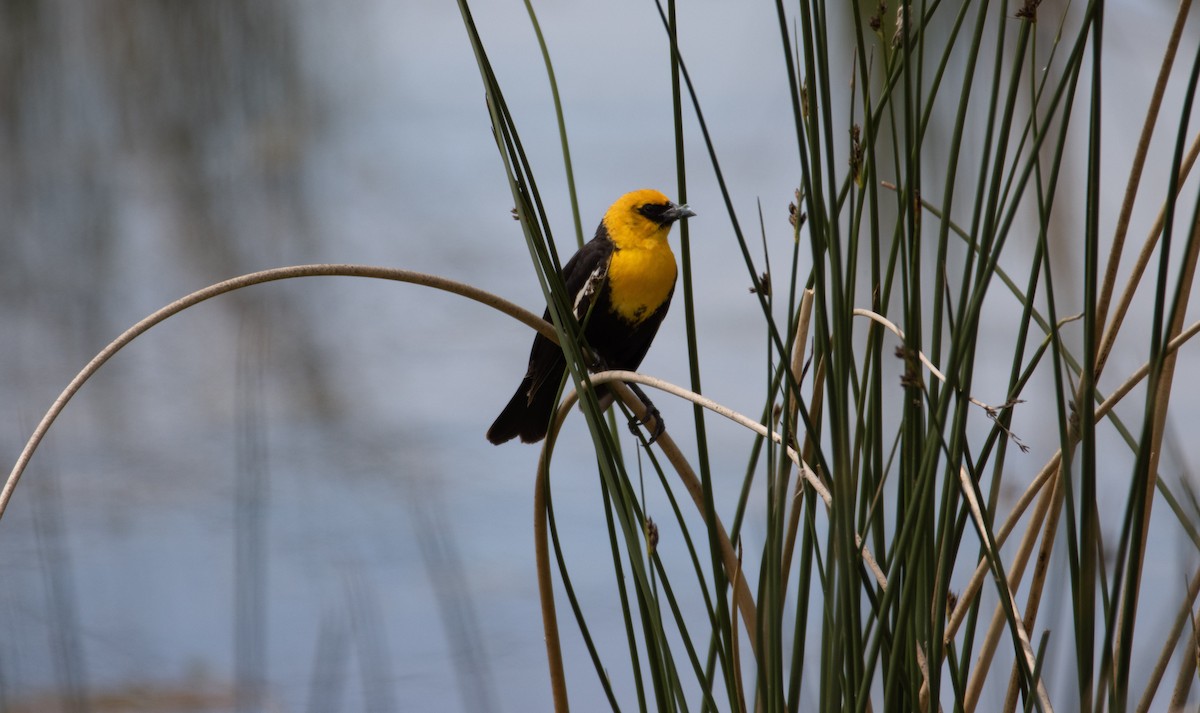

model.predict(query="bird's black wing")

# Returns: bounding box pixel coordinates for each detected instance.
[485,234,613,444]
[523,234,613,394]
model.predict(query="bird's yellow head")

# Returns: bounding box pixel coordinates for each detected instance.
[602,189,695,249]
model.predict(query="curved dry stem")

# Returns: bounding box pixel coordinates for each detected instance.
[589,371,829,504]
[1,264,556,522]
[852,307,1039,419]
[534,397,575,713]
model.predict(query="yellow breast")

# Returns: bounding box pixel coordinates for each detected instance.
[606,240,677,324]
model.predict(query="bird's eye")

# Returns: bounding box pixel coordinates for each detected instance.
[638,203,669,222]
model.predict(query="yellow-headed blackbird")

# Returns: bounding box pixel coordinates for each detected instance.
[487,189,694,444]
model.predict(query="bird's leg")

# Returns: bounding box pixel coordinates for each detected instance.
[587,353,665,443]
[626,382,665,444]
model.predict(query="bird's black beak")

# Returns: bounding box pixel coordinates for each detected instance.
[662,202,696,224]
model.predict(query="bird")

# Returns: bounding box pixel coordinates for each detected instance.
[487,188,694,445]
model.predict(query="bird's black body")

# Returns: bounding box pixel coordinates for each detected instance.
[487,190,692,445]
[486,225,674,445]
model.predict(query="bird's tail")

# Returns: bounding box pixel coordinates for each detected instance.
[486,361,566,445]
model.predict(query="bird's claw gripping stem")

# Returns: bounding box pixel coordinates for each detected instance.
[626,383,665,444]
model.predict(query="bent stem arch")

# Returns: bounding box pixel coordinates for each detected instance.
[1,263,556,522]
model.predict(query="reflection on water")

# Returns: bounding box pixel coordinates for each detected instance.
[2,1,1198,711]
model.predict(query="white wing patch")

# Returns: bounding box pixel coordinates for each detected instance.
[574,261,608,320]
